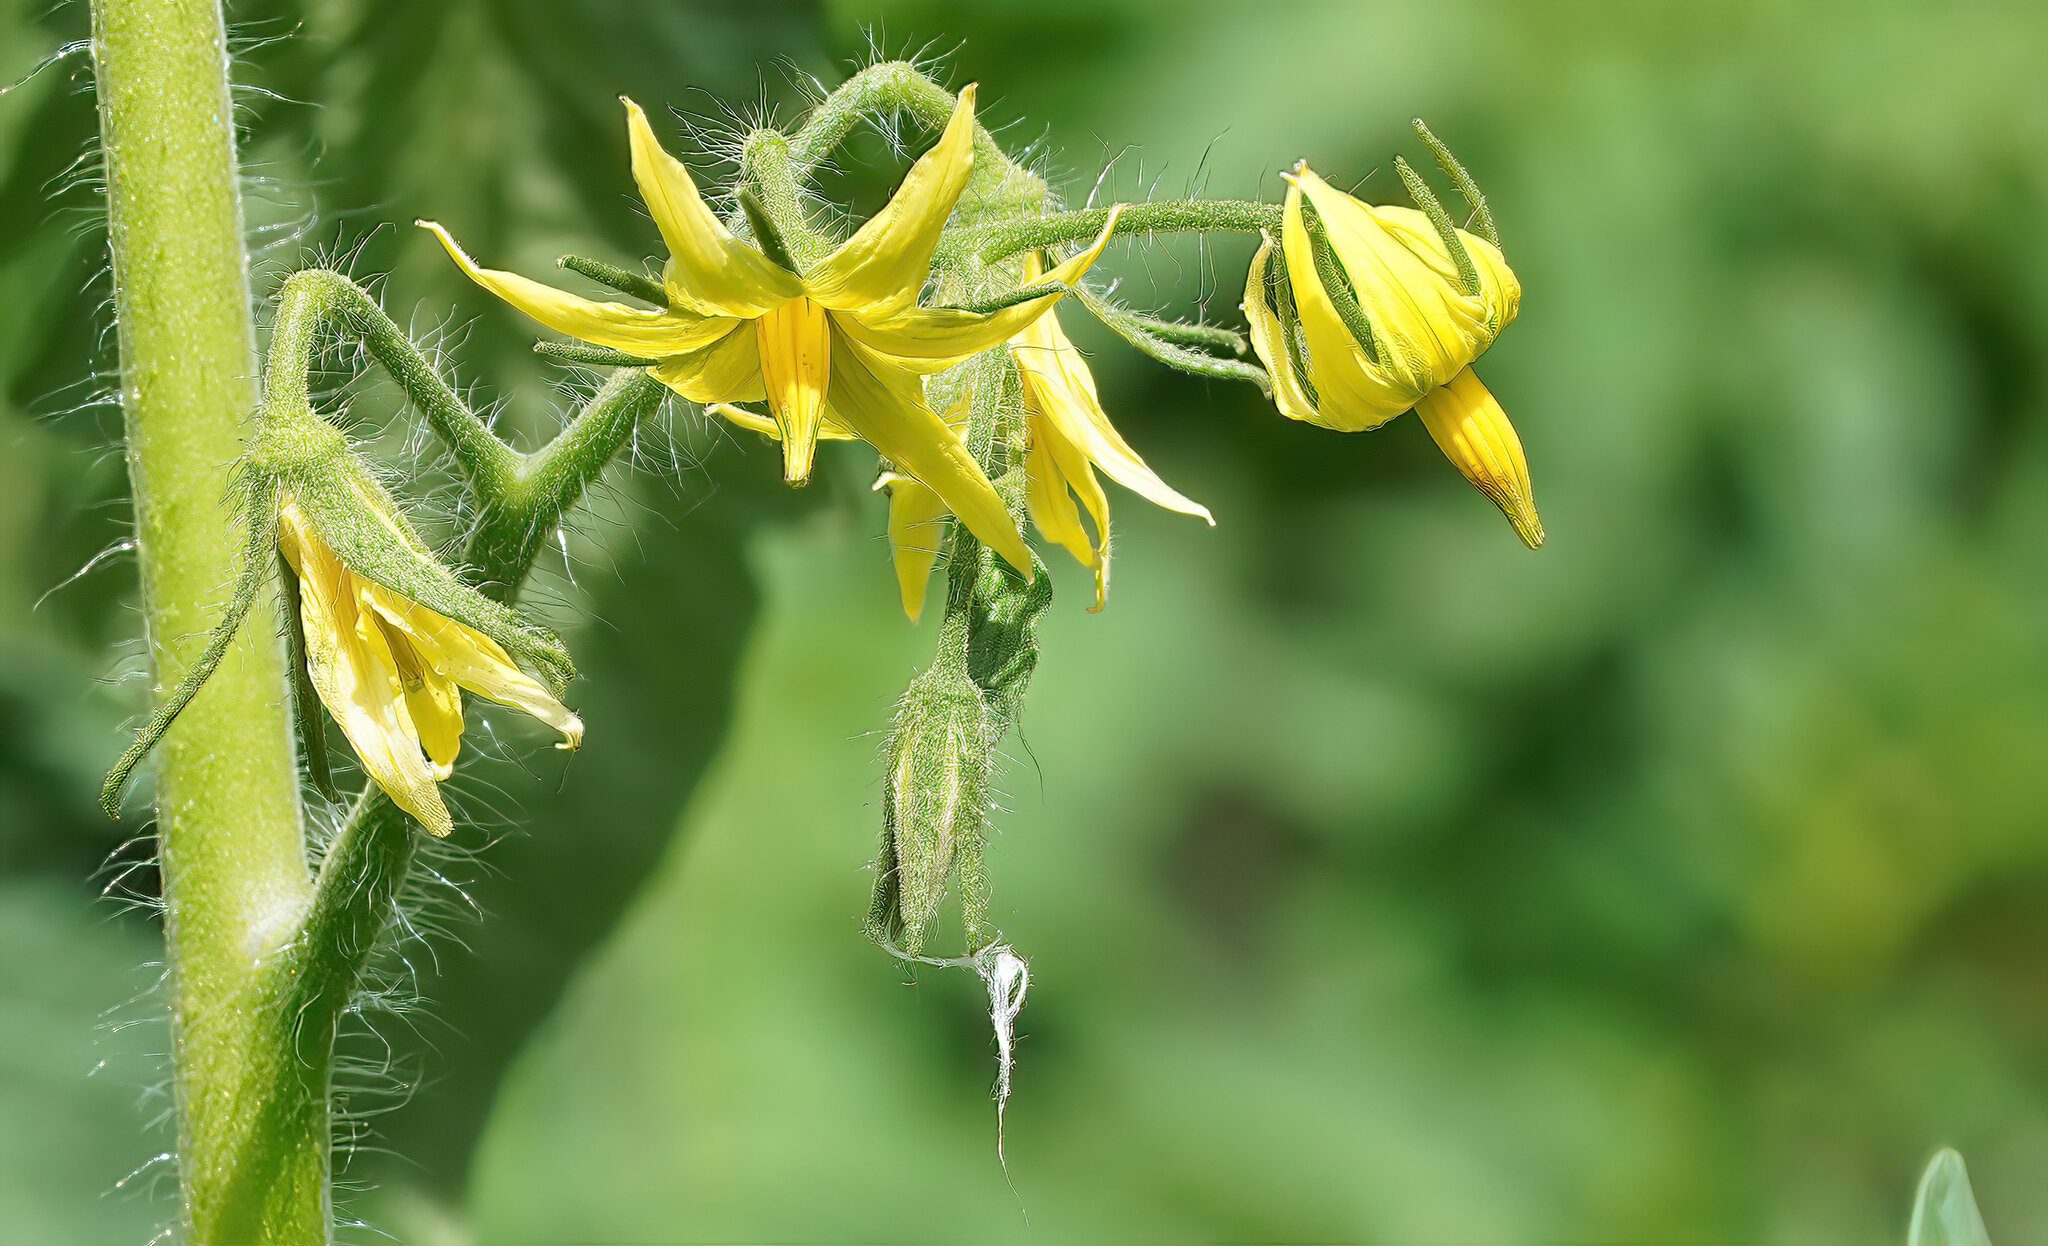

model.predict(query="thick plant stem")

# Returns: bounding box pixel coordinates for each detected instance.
[215,372,666,1218]
[90,0,325,1240]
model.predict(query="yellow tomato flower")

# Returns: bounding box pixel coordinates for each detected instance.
[873,255,1214,622]
[278,499,582,836]
[1244,161,1542,548]
[421,85,1122,576]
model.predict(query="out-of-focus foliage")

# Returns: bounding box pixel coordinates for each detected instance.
[3,1,2046,1242]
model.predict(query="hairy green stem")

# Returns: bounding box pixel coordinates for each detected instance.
[90,0,322,1239]
[787,60,1014,186]
[962,199,1281,263]
[792,67,1276,262]
[267,270,521,496]
[735,136,823,269]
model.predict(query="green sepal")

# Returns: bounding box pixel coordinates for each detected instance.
[1395,155,1480,296]
[281,453,577,695]
[737,188,802,275]
[1412,118,1499,251]
[869,659,996,956]
[558,254,669,307]
[1301,202,1380,364]
[1103,307,1247,355]
[1251,236,1320,409]
[275,546,336,802]
[963,526,1052,734]
[535,340,658,369]
[1075,286,1270,392]
[955,823,992,952]
[100,474,280,818]
[943,279,1069,317]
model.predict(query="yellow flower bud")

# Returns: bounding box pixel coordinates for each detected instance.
[1243,158,1542,547]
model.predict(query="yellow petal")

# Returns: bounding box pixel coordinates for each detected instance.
[874,471,952,623]
[622,97,802,318]
[835,205,1126,374]
[373,602,465,780]
[755,297,832,483]
[805,84,979,314]
[1242,235,1325,425]
[1413,367,1544,549]
[1012,295,1212,526]
[1277,180,1412,429]
[648,324,767,404]
[420,220,737,357]
[1024,413,1110,611]
[363,587,586,748]
[280,505,452,835]
[705,403,855,443]
[825,332,1033,577]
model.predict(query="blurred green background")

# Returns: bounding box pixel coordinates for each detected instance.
[5,1,2047,1242]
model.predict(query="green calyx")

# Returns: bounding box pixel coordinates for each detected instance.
[283,455,577,694]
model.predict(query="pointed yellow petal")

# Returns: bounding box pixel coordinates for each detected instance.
[348,603,457,836]
[363,588,585,748]
[874,471,952,623]
[825,332,1032,577]
[1024,414,1110,610]
[1012,298,1212,525]
[1413,367,1543,549]
[421,220,737,357]
[805,84,979,314]
[648,324,767,404]
[404,672,464,780]
[280,506,452,834]
[1276,180,1411,429]
[372,604,465,780]
[835,205,1126,374]
[622,97,802,318]
[705,403,856,442]
[1242,235,1325,425]
[755,297,832,483]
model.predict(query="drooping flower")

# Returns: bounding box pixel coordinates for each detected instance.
[1243,161,1542,547]
[421,85,1121,576]
[277,498,581,836]
[872,253,1214,622]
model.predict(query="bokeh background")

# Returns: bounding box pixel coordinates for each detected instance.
[4,1,2047,1242]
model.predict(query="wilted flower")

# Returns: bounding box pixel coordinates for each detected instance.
[423,85,1122,576]
[277,497,581,836]
[1244,160,1542,547]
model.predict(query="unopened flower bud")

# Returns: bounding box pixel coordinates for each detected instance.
[869,661,995,955]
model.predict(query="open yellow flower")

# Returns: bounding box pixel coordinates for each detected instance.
[421,85,1121,576]
[278,499,582,836]
[870,254,1214,622]
[1243,162,1542,548]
